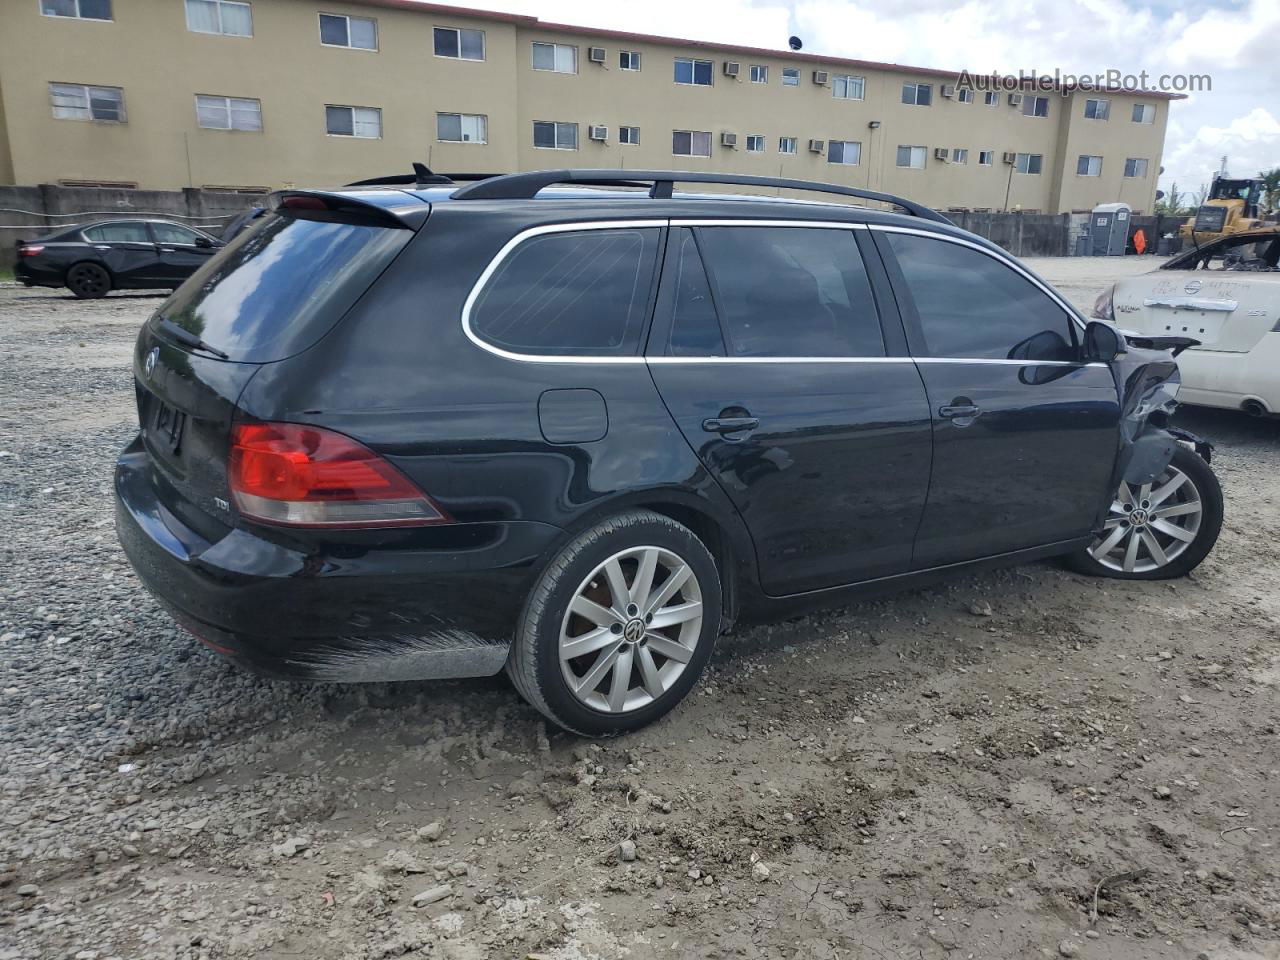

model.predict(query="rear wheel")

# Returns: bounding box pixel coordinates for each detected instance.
[66,262,111,299]
[507,510,721,736]
[1069,445,1222,580]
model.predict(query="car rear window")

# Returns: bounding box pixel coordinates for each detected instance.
[152,212,411,362]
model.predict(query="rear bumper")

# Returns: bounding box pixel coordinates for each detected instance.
[114,437,562,682]
[13,259,58,287]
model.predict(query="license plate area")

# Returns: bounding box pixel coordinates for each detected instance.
[153,400,187,454]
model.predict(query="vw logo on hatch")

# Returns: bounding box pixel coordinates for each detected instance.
[1184,279,1202,295]
[144,346,159,378]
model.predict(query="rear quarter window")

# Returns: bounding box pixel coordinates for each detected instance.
[469,227,662,357]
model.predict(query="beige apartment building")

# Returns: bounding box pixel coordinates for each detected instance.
[0,0,1178,213]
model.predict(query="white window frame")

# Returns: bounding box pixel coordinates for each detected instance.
[319,12,378,50]
[433,25,485,61]
[781,67,800,86]
[952,148,968,164]
[325,104,381,139]
[619,125,640,145]
[1022,95,1050,118]
[619,50,641,71]
[185,0,252,37]
[40,0,113,20]
[195,94,262,131]
[49,82,125,122]
[828,140,861,165]
[674,57,713,87]
[437,112,487,144]
[978,150,994,166]
[672,129,712,158]
[1076,154,1103,177]
[957,88,974,103]
[532,41,577,74]
[832,74,864,100]
[745,134,765,153]
[533,120,577,150]
[1132,103,1156,124]
[749,64,768,84]
[1084,98,1111,120]
[1124,157,1149,178]
[778,136,797,155]
[1014,152,1043,175]
[896,145,926,169]
[984,91,999,106]
[902,82,931,106]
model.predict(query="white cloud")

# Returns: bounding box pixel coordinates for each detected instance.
[1161,107,1280,193]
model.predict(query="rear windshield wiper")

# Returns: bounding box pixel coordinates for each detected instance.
[156,316,230,360]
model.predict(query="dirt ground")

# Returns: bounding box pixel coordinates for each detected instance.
[0,255,1277,960]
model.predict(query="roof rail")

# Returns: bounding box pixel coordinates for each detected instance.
[449,169,952,223]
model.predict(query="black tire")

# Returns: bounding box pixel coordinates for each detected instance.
[66,262,112,299]
[507,510,721,736]
[1068,444,1223,580]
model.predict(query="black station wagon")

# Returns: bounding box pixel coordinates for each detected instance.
[114,169,1223,735]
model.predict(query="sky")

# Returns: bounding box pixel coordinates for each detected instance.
[432,0,1280,200]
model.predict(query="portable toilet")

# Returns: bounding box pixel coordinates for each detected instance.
[1089,202,1131,256]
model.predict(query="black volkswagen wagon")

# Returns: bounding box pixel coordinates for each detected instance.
[115,169,1223,735]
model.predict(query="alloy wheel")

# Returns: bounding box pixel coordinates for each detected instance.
[559,545,704,714]
[69,264,108,297]
[1087,464,1203,574]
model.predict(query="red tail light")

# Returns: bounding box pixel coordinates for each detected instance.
[18,245,45,256]
[228,422,450,528]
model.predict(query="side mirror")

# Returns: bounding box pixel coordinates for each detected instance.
[1083,320,1123,363]
[194,235,213,249]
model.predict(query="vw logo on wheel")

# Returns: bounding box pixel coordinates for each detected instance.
[1184,279,1202,295]
[144,346,159,378]
[623,618,646,643]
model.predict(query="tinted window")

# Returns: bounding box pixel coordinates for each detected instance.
[664,230,724,357]
[471,229,660,356]
[695,227,884,358]
[84,222,149,243]
[886,233,1076,360]
[154,213,410,362]
[152,223,202,245]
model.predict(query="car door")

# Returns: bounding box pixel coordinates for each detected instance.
[81,221,163,284]
[646,224,933,596]
[873,228,1121,568]
[150,222,218,283]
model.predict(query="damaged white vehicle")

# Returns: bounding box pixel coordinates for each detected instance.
[1093,229,1280,417]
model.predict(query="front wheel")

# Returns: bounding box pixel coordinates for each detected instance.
[1069,444,1223,580]
[507,510,721,736]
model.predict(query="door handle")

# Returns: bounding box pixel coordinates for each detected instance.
[702,416,760,434]
[939,404,981,419]
[159,247,176,252]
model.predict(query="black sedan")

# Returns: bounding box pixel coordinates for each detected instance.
[15,219,224,298]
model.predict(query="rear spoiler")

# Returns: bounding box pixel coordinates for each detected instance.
[270,190,431,230]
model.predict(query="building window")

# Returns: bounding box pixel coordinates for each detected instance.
[781,67,800,86]
[533,120,577,150]
[1132,103,1156,124]
[49,82,124,122]
[196,94,261,131]
[957,88,974,103]
[833,74,865,100]
[674,57,713,86]
[532,41,577,74]
[185,0,251,36]
[828,140,861,165]
[902,82,932,106]
[952,148,968,164]
[673,129,712,157]
[1014,152,1043,174]
[896,145,926,169]
[41,0,112,20]
[979,150,994,165]
[325,105,380,138]
[319,13,376,49]
[437,112,487,143]
[1022,95,1049,117]
[778,136,797,154]
[1076,155,1102,176]
[433,26,484,60]
[984,91,999,106]
[746,134,765,153]
[619,50,640,71]
[1124,157,1149,178]
[1084,98,1110,120]
[619,125,640,145]
[749,64,768,83]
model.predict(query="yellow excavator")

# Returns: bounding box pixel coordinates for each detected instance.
[1179,175,1266,243]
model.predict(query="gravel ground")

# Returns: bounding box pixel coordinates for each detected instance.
[1,258,1277,960]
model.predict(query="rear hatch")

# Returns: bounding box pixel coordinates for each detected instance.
[1113,271,1280,354]
[130,191,422,536]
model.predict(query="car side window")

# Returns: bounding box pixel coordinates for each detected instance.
[84,222,150,243]
[664,230,725,357]
[470,228,660,356]
[885,232,1076,361]
[152,223,202,245]
[695,227,885,358]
